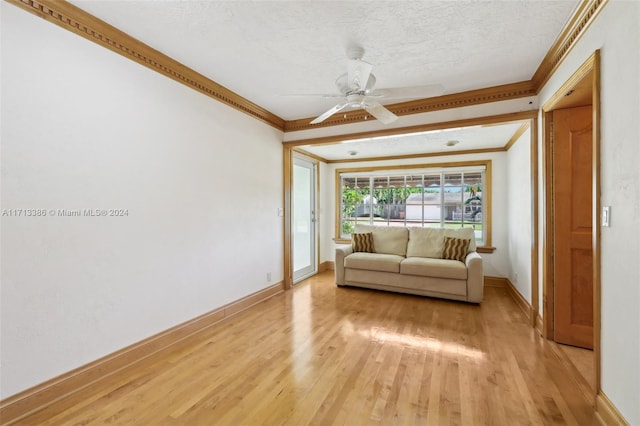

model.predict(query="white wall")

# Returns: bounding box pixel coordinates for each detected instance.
[537,1,640,422]
[320,152,511,278]
[506,129,532,301]
[0,4,284,398]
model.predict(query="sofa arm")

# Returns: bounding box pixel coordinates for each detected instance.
[465,252,484,303]
[335,245,353,286]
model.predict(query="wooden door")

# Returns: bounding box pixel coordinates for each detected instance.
[553,105,593,349]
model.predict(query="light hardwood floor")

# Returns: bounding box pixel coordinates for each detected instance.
[558,344,596,391]
[13,272,598,425]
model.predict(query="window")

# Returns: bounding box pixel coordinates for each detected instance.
[336,161,491,247]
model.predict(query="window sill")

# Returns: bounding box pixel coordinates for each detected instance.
[334,238,496,253]
[477,246,496,253]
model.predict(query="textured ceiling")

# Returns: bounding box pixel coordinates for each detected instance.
[68,0,579,121]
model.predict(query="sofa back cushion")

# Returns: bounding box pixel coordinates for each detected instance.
[407,227,477,258]
[405,227,443,258]
[354,224,409,256]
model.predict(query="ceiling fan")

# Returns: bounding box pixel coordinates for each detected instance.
[303,46,444,125]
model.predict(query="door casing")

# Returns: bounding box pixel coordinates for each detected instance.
[283,148,320,289]
[292,155,318,283]
[541,50,601,395]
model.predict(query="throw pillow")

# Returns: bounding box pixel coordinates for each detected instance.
[352,232,375,253]
[442,237,471,262]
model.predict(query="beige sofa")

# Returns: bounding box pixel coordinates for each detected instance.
[335,224,484,303]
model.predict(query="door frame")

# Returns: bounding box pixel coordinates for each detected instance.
[292,155,319,283]
[541,51,601,393]
[283,146,320,289]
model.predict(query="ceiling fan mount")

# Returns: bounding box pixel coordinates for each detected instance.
[303,46,444,125]
[346,45,366,61]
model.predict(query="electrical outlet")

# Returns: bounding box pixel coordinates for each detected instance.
[267,272,272,282]
[515,273,518,283]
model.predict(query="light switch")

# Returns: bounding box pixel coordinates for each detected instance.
[277,207,284,217]
[602,206,610,227]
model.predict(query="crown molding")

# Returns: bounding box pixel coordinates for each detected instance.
[293,141,508,166]
[6,0,286,131]
[325,147,506,165]
[7,0,608,134]
[283,81,536,132]
[504,121,531,151]
[284,110,537,147]
[531,0,608,91]
[283,111,537,163]
[285,0,609,132]
[292,147,328,164]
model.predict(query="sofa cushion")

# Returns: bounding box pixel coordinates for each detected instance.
[406,227,445,258]
[354,224,409,256]
[344,253,404,273]
[442,237,471,262]
[406,227,477,258]
[400,257,467,280]
[352,232,375,253]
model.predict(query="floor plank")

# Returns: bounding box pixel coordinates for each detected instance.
[13,272,599,425]
[558,343,596,391]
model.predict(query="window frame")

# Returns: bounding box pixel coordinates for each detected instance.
[334,160,495,252]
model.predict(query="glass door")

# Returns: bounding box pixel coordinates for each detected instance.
[293,156,317,283]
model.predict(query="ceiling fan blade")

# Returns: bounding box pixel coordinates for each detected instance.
[310,102,349,124]
[280,93,346,99]
[364,101,398,124]
[373,84,445,100]
[348,59,373,92]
